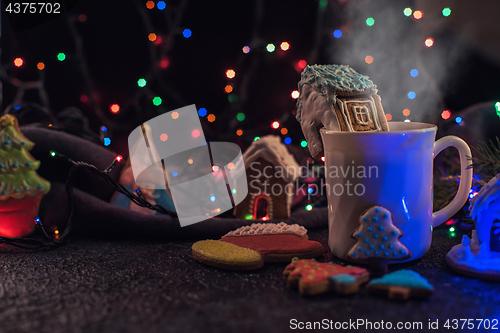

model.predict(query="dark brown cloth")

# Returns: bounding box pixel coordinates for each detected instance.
[21,127,328,241]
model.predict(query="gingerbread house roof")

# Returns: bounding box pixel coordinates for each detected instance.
[296,64,378,122]
[242,135,300,184]
[469,174,500,223]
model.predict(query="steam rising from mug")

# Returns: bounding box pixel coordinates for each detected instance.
[329,1,468,121]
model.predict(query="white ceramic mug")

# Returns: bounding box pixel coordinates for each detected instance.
[321,122,473,262]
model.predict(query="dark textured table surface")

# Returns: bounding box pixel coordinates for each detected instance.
[1,226,499,333]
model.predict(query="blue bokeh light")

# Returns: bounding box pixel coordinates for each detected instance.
[407,91,416,99]
[183,29,192,38]
[172,171,178,177]
[198,108,207,117]
[333,30,342,38]
[410,69,419,77]
[157,1,166,10]
[284,137,292,145]
[104,137,111,146]
[455,116,463,124]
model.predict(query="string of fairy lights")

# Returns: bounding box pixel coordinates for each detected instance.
[0,150,179,251]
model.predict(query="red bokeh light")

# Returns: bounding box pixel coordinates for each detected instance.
[110,104,120,113]
[159,58,170,69]
[14,58,24,67]
[191,129,201,138]
[441,110,451,120]
[413,10,423,20]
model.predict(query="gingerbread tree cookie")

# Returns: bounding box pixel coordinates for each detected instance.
[347,206,410,275]
[283,258,369,295]
[366,269,434,300]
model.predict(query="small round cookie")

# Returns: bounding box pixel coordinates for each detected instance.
[192,240,264,271]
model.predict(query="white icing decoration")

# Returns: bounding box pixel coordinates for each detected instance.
[353,106,370,125]
[343,98,381,131]
[242,135,300,184]
[223,222,307,238]
[447,231,500,273]
[336,99,353,131]
[248,192,274,220]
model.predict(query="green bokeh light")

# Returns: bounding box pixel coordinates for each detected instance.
[236,113,246,121]
[152,96,162,106]
[442,7,451,17]
[137,78,147,87]
[57,53,66,61]
[366,17,375,26]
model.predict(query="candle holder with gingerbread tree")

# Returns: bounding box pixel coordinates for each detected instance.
[346,206,411,275]
[0,114,50,238]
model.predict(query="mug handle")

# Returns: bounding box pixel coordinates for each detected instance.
[431,136,473,227]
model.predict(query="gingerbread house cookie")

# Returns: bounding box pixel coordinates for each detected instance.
[446,174,500,281]
[234,135,300,220]
[296,64,389,159]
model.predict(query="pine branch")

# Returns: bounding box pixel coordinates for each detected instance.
[471,137,500,182]
[433,137,500,211]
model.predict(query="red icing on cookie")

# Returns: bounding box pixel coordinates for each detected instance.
[220,234,323,255]
[285,259,368,284]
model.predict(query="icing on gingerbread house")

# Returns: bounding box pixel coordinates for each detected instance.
[445,175,500,280]
[296,64,389,159]
[234,135,300,220]
[469,174,500,253]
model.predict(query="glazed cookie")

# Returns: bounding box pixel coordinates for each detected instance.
[220,223,324,263]
[347,206,411,275]
[296,64,388,159]
[366,269,434,300]
[283,258,369,296]
[191,240,264,271]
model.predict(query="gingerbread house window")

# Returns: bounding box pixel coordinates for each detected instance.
[353,105,370,125]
